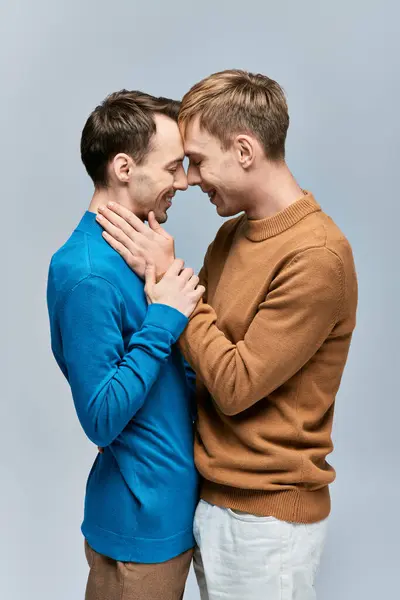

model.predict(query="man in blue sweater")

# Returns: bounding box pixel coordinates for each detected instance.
[47,90,205,600]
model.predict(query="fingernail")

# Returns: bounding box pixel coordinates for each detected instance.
[98,205,105,212]
[108,202,115,208]
[96,214,103,221]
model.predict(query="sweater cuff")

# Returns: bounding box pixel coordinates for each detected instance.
[143,303,188,342]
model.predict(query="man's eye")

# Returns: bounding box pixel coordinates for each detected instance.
[193,161,201,167]
[168,167,177,174]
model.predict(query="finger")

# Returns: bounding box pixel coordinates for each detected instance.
[185,275,200,290]
[148,211,173,241]
[97,214,139,251]
[164,258,185,277]
[148,211,162,232]
[179,267,195,284]
[97,207,139,242]
[145,261,156,291]
[102,232,144,270]
[101,226,142,258]
[104,202,153,238]
[193,285,206,300]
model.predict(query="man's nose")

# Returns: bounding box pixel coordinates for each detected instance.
[187,165,202,187]
[173,168,188,191]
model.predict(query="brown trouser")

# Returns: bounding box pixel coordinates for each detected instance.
[84,540,193,600]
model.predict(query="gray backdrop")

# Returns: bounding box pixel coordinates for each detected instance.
[2,1,399,598]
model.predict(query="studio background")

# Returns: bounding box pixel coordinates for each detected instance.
[1,1,398,598]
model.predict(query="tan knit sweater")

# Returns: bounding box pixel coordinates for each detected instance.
[180,193,358,524]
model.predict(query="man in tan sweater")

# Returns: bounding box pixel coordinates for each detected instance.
[97,70,358,600]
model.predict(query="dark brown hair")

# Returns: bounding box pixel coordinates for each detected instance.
[81,90,181,187]
[179,70,289,161]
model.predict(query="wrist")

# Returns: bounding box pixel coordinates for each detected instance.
[155,256,175,282]
[144,303,188,340]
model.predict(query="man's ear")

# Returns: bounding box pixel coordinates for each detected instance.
[112,153,133,183]
[233,135,255,169]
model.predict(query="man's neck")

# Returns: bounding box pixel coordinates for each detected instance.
[244,161,304,220]
[88,187,143,219]
[88,188,117,214]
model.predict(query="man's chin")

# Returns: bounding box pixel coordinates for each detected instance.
[216,204,237,218]
[155,211,168,224]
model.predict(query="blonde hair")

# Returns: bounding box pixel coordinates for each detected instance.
[179,70,289,160]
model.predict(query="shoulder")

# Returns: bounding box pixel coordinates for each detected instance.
[48,230,92,297]
[283,212,358,319]
[285,208,355,273]
[48,230,141,308]
[306,211,357,286]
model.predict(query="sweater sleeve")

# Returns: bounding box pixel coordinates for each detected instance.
[197,240,213,301]
[179,243,214,420]
[182,359,197,422]
[183,360,196,396]
[179,247,344,416]
[59,275,188,446]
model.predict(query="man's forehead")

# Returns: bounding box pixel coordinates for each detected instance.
[182,116,209,155]
[184,133,208,156]
[153,114,182,145]
[151,117,184,159]
[152,137,184,161]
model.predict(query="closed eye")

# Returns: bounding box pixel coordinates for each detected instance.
[167,159,184,174]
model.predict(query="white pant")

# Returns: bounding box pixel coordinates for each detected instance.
[193,499,328,600]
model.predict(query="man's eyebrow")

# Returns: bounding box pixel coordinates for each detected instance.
[166,155,185,166]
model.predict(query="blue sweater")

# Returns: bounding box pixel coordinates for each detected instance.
[47,211,199,563]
